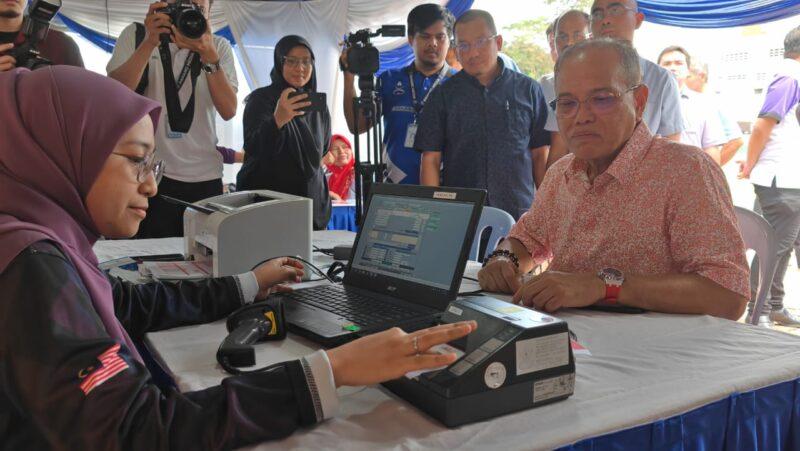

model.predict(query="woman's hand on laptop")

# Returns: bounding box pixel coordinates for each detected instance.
[326,321,477,387]
[252,257,305,300]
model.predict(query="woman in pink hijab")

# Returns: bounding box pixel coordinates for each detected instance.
[0,67,474,449]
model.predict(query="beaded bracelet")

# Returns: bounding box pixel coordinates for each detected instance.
[482,249,520,268]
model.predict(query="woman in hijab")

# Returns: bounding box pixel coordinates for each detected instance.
[236,35,331,229]
[0,66,475,449]
[324,134,356,201]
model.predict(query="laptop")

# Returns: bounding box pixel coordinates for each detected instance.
[278,184,486,347]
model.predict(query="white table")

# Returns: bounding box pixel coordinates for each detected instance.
[99,233,800,450]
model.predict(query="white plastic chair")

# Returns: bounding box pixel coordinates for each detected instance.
[734,206,779,325]
[469,207,515,261]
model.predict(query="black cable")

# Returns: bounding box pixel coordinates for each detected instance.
[458,289,484,296]
[250,255,335,284]
[313,245,335,257]
[218,355,285,376]
[462,275,479,282]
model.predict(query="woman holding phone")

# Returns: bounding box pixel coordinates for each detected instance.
[237,35,331,229]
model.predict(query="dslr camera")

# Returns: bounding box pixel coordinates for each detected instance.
[157,0,208,41]
[6,0,61,70]
[344,25,405,77]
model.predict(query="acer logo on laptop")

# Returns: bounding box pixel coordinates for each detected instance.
[433,191,457,200]
[387,286,397,292]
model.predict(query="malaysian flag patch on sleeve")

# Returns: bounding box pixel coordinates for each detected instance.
[78,343,129,395]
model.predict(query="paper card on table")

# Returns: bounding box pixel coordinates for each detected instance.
[140,260,212,280]
[571,339,591,356]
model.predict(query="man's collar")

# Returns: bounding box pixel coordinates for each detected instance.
[563,121,654,186]
[463,56,507,88]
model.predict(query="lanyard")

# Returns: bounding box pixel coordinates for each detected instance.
[175,51,197,91]
[408,63,449,117]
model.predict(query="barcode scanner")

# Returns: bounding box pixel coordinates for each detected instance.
[217,299,287,374]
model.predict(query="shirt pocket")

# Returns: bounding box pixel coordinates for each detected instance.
[506,104,532,146]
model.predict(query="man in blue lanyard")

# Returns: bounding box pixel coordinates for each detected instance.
[341,3,456,185]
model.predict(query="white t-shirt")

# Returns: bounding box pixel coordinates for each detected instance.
[750,58,800,189]
[679,88,727,149]
[539,73,558,132]
[639,56,684,137]
[107,23,238,182]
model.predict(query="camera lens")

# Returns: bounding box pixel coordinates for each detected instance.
[176,9,207,39]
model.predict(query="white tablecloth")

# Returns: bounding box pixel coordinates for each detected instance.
[105,233,800,450]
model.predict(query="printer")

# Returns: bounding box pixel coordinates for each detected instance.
[384,295,575,427]
[183,190,312,277]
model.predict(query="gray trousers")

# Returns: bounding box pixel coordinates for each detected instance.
[751,182,800,311]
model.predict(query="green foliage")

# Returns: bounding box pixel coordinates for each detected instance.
[500,0,593,79]
[544,0,593,11]
[503,40,553,80]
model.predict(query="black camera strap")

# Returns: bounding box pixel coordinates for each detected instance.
[159,42,202,133]
[407,62,450,118]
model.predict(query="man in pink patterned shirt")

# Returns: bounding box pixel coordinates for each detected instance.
[477,38,749,321]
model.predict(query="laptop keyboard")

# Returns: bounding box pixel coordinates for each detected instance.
[286,285,423,326]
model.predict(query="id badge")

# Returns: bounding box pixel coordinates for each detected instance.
[404,122,418,148]
[166,123,183,139]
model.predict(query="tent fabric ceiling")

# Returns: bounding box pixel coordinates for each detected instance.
[639,0,800,28]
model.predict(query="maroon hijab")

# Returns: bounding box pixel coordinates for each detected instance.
[0,67,161,363]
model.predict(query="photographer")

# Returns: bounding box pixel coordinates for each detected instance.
[0,0,84,71]
[341,3,456,185]
[236,35,332,230]
[107,0,238,238]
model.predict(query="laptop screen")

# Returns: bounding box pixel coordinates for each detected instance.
[349,194,475,290]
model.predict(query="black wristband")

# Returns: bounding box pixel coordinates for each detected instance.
[483,249,520,268]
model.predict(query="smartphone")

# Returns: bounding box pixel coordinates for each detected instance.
[288,91,327,113]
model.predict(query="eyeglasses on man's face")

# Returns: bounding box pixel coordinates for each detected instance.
[455,35,498,55]
[590,3,637,22]
[283,56,314,69]
[549,85,641,119]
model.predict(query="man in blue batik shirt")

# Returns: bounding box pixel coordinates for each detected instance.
[341,3,456,184]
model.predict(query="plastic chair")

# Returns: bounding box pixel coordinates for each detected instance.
[734,206,779,325]
[469,207,515,261]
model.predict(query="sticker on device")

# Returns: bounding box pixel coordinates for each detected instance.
[433,191,457,199]
[515,332,569,376]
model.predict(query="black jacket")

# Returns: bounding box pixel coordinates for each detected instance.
[0,241,321,450]
[236,35,332,230]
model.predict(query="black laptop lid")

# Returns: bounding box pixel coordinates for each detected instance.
[344,184,485,312]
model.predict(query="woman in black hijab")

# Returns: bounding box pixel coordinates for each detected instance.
[237,35,331,229]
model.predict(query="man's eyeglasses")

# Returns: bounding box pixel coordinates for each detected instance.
[590,3,637,21]
[283,56,314,69]
[455,35,498,54]
[113,152,164,184]
[555,31,591,45]
[549,84,641,118]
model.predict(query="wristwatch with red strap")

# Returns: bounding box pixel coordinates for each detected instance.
[597,267,624,304]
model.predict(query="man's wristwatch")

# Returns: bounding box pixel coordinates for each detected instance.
[202,60,221,74]
[597,267,624,304]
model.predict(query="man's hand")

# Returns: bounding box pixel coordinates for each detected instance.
[478,258,521,294]
[326,321,477,387]
[737,160,751,179]
[274,88,311,129]
[252,257,305,300]
[0,44,17,72]
[339,47,353,79]
[512,271,604,312]
[171,23,219,64]
[143,2,171,49]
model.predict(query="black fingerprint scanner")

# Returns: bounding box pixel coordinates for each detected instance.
[383,295,576,427]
